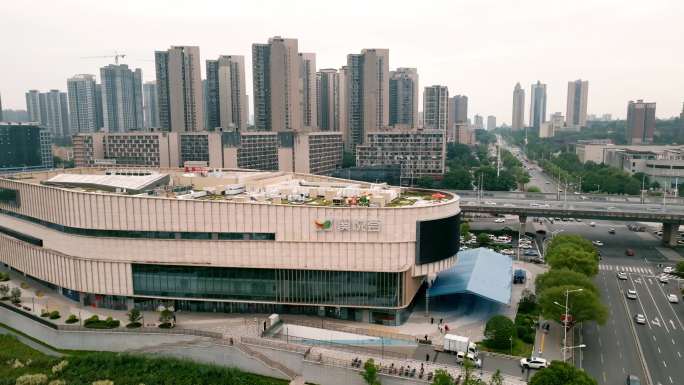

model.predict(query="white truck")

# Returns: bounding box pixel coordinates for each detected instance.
[443,334,479,357]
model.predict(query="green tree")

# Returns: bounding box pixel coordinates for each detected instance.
[431,369,454,385]
[476,233,490,246]
[529,361,597,385]
[676,261,684,277]
[416,176,435,188]
[460,222,471,239]
[342,150,356,168]
[535,269,599,295]
[362,358,381,385]
[442,167,473,190]
[484,315,515,350]
[489,370,504,385]
[545,247,598,276]
[526,186,541,193]
[538,285,608,325]
[0,284,9,299]
[546,235,596,256]
[127,308,142,326]
[9,287,21,304]
[159,309,174,325]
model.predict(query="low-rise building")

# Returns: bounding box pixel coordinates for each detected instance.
[0,123,53,171]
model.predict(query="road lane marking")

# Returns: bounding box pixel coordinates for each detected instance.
[642,276,670,334]
[658,347,661,354]
[628,274,653,330]
[616,339,620,347]
[653,275,684,330]
[663,360,667,368]
[670,376,673,383]
[622,367,625,374]
[598,337,602,347]
[602,372,607,383]
[671,320,676,330]
[600,353,604,364]
[678,351,681,358]
[653,335,657,342]
[672,339,675,345]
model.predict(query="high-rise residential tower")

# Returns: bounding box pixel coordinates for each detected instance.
[143,82,159,129]
[155,46,204,131]
[206,55,248,131]
[317,68,339,131]
[299,53,317,130]
[529,81,547,130]
[100,64,144,132]
[487,115,496,130]
[626,100,656,144]
[44,90,70,137]
[423,85,449,130]
[512,83,525,130]
[566,79,589,129]
[389,68,419,129]
[67,74,99,133]
[474,114,484,130]
[346,48,390,148]
[0,93,3,121]
[447,95,468,129]
[25,90,47,125]
[252,37,301,132]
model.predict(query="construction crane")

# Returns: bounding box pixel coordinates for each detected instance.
[81,51,126,65]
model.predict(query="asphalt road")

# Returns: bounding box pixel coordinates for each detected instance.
[542,219,684,385]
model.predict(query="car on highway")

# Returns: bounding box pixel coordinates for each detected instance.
[520,357,549,369]
[626,374,641,385]
[634,314,646,325]
[663,266,675,274]
[575,218,582,222]
[545,181,550,184]
[658,274,669,284]
[529,202,540,207]
[503,203,515,207]
[668,294,679,304]
[617,272,628,280]
[539,203,550,208]
[625,249,635,256]
[494,218,505,223]
[466,201,477,206]
[530,257,545,264]
[589,222,596,227]
[626,289,637,300]
[609,228,616,234]
[484,201,497,205]
[592,240,604,246]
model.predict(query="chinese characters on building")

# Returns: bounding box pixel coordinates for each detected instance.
[316,219,381,232]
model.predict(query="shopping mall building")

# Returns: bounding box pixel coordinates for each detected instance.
[0,168,461,325]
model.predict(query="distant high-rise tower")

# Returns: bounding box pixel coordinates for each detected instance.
[317,68,341,131]
[155,46,204,131]
[252,37,301,131]
[423,85,449,130]
[447,95,468,130]
[512,83,525,130]
[100,64,144,132]
[678,103,684,143]
[143,82,159,129]
[206,55,248,131]
[299,53,317,130]
[26,90,47,126]
[626,100,656,144]
[389,68,419,128]
[44,90,70,137]
[487,115,496,130]
[346,48,390,148]
[0,93,3,121]
[529,81,547,130]
[474,114,484,130]
[94,83,104,130]
[566,79,589,129]
[67,74,99,133]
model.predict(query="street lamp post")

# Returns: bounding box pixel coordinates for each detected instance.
[554,287,583,362]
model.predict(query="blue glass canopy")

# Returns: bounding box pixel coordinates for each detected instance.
[427,247,513,305]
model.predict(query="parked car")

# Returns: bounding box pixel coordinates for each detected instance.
[634,314,646,325]
[626,289,637,300]
[625,249,635,256]
[513,269,526,284]
[658,275,669,284]
[589,222,596,227]
[663,266,675,274]
[530,257,545,264]
[668,294,679,304]
[617,272,628,280]
[520,357,549,369]
[609,228,616,234]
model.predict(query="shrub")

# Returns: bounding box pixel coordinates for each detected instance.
[40,310,50,318]
[51,360,69,374]
[127,308,142,325]
[0,271,9,281]
[20,282,29,289]
[10,287,22,304]
[83,315,119,329]
[15,374,48,385]
[92,381,114,385]
[66,314,79,324]
[484,315,516,350]
[48,381,66,385]
[0,283,9,299]
[49,310,61,320]
[126,322,142,329]
[158,322,174,329]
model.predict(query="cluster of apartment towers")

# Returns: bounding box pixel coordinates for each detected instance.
[21,36,476,151]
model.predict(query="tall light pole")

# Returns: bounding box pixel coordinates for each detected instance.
[554,287,583,362]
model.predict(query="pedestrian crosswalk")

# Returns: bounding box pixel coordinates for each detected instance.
[599,264,653,275]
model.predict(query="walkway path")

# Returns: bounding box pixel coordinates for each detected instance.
[0,324,63,357]
[532,320,562,362]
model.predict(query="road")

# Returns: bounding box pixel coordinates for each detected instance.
[541,218,684,385]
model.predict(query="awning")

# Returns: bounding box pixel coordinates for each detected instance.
[427,247,513,305]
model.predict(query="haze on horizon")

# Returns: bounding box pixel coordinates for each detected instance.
[1,0,682,123]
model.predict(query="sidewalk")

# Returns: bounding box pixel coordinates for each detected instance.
[532,320,563,362]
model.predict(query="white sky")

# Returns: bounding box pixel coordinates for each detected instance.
[2,0,683,123]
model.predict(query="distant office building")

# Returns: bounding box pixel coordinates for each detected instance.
[252,37,301,132]
[450,123,474,145]
[474,114,484,130]
[389,68,419,129]
[44,90,70,138]
[487,115,496,130]
[1,110,29,122]
[512,83,525,130]
[155,46,204,131]
[205,55,248,131]
[100,64,144,132]
[601,113,612,121]
[25,90,47,126]
[447,95,468,131]
[356,129,446,185]
[143,82,159,129]
[0,123,52,170]
[529,81,547,130]
[299,53,317,130]
[423,85,449,130]
[539,112,565,138]
[566,79,588,129]
[346,49,390,148]
[67,74,99,133]
[626,100,656,144]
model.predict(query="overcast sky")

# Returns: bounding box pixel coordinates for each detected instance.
[2,0,683,123]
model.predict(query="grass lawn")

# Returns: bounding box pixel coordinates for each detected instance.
[477,338,533,357]
[0,334,289,385]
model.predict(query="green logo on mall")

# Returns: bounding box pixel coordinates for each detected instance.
[314,219,332,231]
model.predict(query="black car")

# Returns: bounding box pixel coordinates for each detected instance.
[626,375,641,385]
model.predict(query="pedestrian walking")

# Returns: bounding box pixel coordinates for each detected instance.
[430,317,434,324]
[426,353,430,361]
[439,318,443,324]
